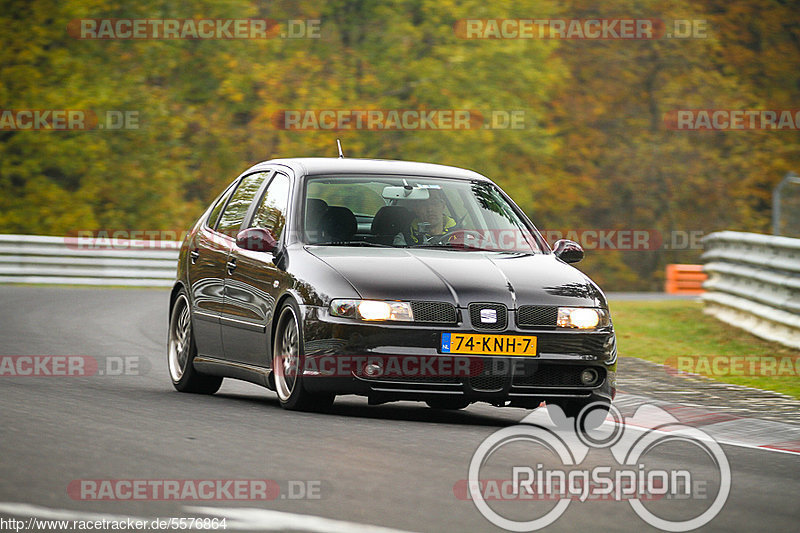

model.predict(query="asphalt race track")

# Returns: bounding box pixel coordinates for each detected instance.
[1,286,798,532]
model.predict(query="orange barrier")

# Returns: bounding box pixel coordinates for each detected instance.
[665,264,707,294]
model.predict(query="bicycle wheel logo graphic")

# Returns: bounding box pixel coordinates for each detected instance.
[467,402,730,532]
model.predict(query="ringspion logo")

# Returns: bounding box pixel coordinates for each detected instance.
[465,403,730,531]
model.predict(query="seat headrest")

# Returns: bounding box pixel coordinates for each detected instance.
[306,198,329,218]
[371,206,413,236]
[305,199,329,228]
[320,206,357,242]
[304,198,329,243]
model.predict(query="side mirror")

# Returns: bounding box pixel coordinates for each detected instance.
[236,228,278,253]
[552,239,584,263]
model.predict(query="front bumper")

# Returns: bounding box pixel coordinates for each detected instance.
[298,305,617,407]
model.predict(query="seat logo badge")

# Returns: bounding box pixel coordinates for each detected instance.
[480,309,497,323]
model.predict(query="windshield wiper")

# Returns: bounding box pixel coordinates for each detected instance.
[310,241,393,248]
[414,242,494,251]
[415,242,535,254]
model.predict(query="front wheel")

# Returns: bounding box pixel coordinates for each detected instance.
[272,301,334,411]
[168,290,222,394]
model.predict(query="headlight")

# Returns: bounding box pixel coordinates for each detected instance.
[330,299,414,322]
[557,307,609,329]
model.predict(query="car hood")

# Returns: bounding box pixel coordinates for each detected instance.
[305,247,607,308]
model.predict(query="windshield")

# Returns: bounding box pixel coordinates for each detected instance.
[303,175,543,253]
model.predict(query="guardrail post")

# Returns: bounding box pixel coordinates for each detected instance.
[772,171,800,236]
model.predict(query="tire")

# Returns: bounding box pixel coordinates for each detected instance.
[426,398,471,410]
[560,399,610,430]
[272,300,334,411]
[168,289,223,394]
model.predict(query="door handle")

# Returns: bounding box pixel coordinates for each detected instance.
[226,257,237,274]
[189,249,199,264]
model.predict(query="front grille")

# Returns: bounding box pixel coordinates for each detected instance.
[411,301,458,324]
[469,303,507,331]
[359,373,461,384]
[512,363,606,388]
[537,334,608,355]
[517,305,558,327]
[470,371,505,391]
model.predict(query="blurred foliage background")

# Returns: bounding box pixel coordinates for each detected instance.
[1,0,799,290]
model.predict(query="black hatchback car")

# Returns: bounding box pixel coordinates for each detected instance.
[168,157,617,415]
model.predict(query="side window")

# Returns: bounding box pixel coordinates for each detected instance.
[216,172,269,236]
[206,182,237,230]
[250,173,291,239]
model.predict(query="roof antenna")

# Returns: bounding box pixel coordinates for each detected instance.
[336,139,344,158]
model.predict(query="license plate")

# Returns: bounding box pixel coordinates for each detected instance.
[441,333,537,356]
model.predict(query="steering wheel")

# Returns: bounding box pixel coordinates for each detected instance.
[427,229,484,247]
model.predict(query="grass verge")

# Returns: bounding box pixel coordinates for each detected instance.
[609,299,800,399]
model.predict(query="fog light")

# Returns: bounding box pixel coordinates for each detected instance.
[580,368,599,385]
[364,362,383,377]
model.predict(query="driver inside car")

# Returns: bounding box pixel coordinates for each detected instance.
[409,189,456,244]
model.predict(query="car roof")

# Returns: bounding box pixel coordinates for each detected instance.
[248,157,492,182]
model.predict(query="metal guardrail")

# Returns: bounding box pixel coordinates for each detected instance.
[702,231,800,349]
[0,234,179,287]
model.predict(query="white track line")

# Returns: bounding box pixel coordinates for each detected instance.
[186,506,419,532]
[609,393,800,456]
